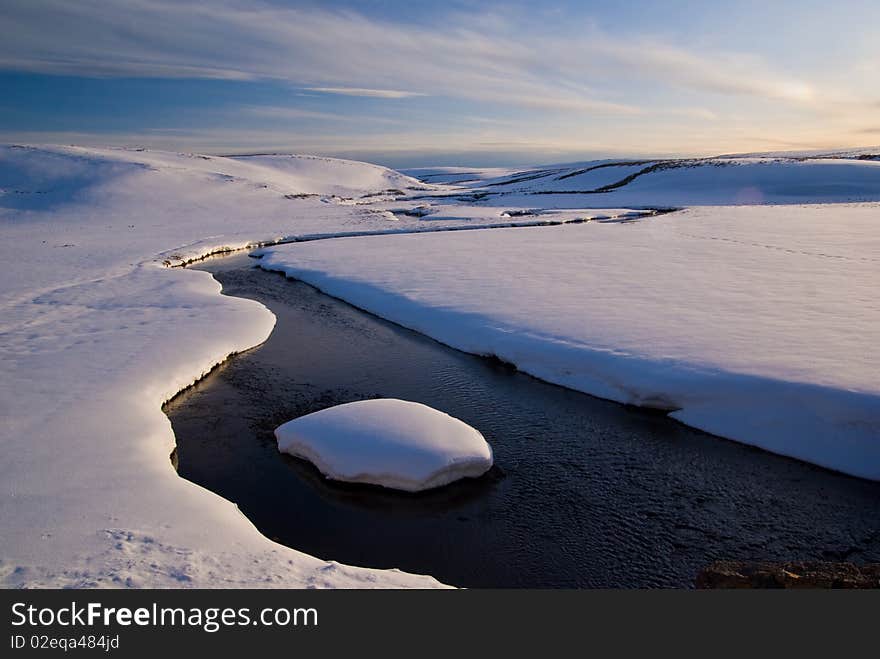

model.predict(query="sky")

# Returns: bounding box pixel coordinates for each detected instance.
[1,0,879,167]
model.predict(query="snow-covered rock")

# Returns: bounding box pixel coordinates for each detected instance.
[275,399,493,492]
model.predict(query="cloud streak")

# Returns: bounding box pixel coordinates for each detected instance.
[0,0,847,114]
[305,87,426,98]
[2,0,878,159]
[241,105,402,125]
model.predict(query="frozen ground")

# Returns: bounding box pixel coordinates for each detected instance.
[275,399,493,492]
[2,143,879,588]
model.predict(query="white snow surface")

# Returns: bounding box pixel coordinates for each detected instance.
[260,204,880,480]
[230,154,430,197]
[588,159,880,206]
[0,145,460,588]
[436,156,880,208]
[3,143,880,589]
[275,399,493,492]
[399,166,521,185]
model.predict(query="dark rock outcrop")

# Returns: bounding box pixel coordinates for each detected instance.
[696,561,880,589]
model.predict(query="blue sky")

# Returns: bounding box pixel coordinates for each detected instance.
[1,0,878,166]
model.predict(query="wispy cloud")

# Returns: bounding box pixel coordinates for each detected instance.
[305,87,426,99]
[0,0,846,115]
[241,105,401,125]
[2,0,878,159]
[241,106,352,121]
[665,107,720,121]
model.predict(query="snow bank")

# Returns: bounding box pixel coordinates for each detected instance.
[260,204,880,480]
[384,203,648,225]
[0,145,450,588]
[275,399,493,492]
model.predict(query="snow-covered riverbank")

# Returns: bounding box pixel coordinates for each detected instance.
[0,146,453,588]
[2,144,879,587]
[260,203,880,479]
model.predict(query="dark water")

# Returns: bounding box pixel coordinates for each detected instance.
[164,252,880,588]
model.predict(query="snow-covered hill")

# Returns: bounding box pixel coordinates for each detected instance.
[408,152,880,207]
[232,153,431,197]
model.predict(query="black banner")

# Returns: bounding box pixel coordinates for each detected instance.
[3,589,877,656]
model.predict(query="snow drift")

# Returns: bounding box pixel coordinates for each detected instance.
[275,399,493,492]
